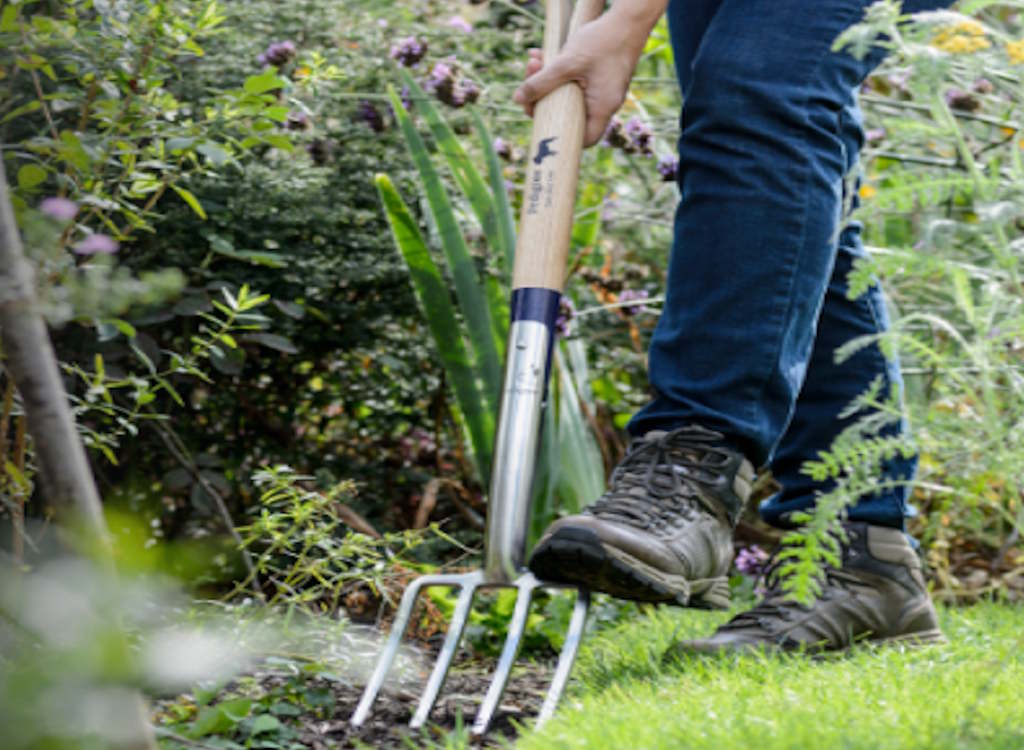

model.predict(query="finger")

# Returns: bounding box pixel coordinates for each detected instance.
[525,57,543,78]
[514,56,574,109]
[584,109,614,148]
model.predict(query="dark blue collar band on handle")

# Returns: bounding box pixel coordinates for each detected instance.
[510,287,562,330]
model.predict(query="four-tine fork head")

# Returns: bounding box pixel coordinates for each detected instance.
[349,570,589,736]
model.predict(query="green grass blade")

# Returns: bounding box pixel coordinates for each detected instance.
[471,109,517,281]
[388,85,503,411]
[375,173,493,482]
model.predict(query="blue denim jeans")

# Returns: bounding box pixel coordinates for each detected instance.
[628,0,950,529]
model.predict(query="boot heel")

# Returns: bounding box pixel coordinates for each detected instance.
[691,577,731,610]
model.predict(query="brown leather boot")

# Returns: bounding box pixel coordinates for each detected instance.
[667,522,946,656]
[528,425,755,608]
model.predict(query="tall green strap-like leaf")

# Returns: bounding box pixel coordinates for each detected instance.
[388,86,503,411]
[553,347,605,515]
[471,109,517,281]
[400,71,508,278]
[375,174,493,483]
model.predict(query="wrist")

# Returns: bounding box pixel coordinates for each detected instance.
[606,0,668,34]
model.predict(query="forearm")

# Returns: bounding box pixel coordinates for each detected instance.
[606,0,670,52]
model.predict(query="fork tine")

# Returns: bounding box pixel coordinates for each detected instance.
[350,575,426,727]
[471,574,539,736]
[537,587,590,728]
[409,572,483,728]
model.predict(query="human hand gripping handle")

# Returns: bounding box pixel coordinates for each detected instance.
[511,0,667,289]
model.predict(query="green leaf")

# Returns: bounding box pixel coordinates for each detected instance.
[188,698,252,738]
[249,714,282,736]
[242,333,298,354]
[171,184,207,219]
[376,173,494,483]
[1,99,41,124]
[472,109,517,279]
[243,70,286,95]
[17,164,46,189]
[388,86,503,416]
[572,182,604,251]
[950,267,975,327]
[261,134,293,151]
[0,6,18,32]
[400,71,508,277]
[552,346,605,514]
[196,142,229,166]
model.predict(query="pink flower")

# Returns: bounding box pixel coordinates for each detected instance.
[447,15,473,33]
[39,197,79,222]
[73,234,119,255]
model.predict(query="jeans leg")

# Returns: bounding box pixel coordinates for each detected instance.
[761,224,917,530]
[629,0,888,464]
[630,0,949,474]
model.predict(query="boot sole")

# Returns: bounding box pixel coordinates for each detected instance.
[669,628,949,661]
[529,526,730,609]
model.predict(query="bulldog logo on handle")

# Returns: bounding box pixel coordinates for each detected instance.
[533,136,558,165]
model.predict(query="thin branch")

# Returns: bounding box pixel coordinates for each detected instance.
[149,421,263,600]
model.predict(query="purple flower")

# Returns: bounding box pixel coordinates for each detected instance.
[971,77,994,94]
[390,36,428,67]
[601,118,629,150]
[73,234,119,255]
[39,197,79,222]
[307,138,331,165]
[454,79,481,107]
[864,127,886,144]
[944,87,980,112]
[657,154,678,182]
[617,289,650,316]
[356,100,386,132]
[425,61,454,92]
[286,110,312,131]
[493,137,512,161]
[734,545,771,577]
[425,61,477,108]
[260,40,297,68]
[555,295,576,338]
[447,15,473,33]
[624,116,654,155]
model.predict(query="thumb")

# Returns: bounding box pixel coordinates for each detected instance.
[514,56,575,108]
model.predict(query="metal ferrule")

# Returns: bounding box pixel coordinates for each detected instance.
[484,319,552,583]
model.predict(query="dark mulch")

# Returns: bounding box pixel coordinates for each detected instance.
[268,658,553,749]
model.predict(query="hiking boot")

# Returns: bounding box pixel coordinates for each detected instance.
[667,522,946,656]
[528,425,755,608]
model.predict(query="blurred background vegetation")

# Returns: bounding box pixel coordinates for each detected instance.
[1,0,1023,747]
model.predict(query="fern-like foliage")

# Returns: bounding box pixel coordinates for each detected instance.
[778,380,916,604]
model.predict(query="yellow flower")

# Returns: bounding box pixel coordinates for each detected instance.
[932,19,991,54]
[1007,39,1024,65]
[859,184,878,200]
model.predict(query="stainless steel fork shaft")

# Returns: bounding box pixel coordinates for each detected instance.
[484,318,552,584]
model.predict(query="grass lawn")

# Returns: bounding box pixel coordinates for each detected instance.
[515,602,1024,750]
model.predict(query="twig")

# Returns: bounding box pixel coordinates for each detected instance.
[149,421,263,600]
[867,149,958,168]
[331,501,380,538]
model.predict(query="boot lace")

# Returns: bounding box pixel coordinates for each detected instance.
[587,425,734,531]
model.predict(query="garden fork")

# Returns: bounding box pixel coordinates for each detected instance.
[350,0,605,736]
